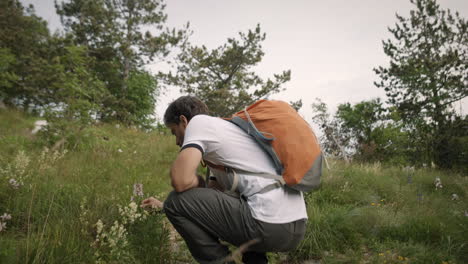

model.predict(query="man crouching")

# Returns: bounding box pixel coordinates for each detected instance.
[141,96,307,264]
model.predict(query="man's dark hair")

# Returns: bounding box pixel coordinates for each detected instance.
[164,96,209,125]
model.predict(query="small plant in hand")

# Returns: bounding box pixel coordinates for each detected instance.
[140,196,165,213]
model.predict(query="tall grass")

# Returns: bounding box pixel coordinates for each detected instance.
[1,109,466,263]
[0,109,180,263]
[289,161,467,264]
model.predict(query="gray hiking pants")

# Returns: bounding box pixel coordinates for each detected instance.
[163,188,306,264]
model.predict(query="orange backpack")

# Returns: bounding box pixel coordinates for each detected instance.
[225,99,323,193]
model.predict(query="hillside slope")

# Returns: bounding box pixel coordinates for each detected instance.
[0,109,181,263]
[0,109,466,264]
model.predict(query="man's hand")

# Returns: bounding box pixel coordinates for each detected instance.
[140,197,164,210]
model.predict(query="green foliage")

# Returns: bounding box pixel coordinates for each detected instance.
[312,97,421,166]
[288,161,467,264]
[56,0,187,126]
[0,48,19,97]
[336,99,412,164]
[120,70,159,129]
[289,99,303,112]
[0,108,40,154]
[444,116,468,174]
[336,98,385,146]
[0,109,179,263]
[0,0,53,110]
[374,0,468,168]
[311,98,350,159]
[165,24,291,117]
[370,122,411,165]
[1,111,467,263]
[39,44,109,149]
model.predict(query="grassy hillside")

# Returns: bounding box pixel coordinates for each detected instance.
[290,161,467,264]
[0,109,180,263]
[0,109,466,264]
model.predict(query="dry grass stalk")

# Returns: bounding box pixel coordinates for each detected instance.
[222,238,261,263]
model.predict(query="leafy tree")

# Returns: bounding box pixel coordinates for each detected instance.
[56,0,187,125]
[311,98,351,161]
[0,48,18,99]
[335,99,385,151]
[445,116,468,174]
[369,121,411,165]
[374,0,467,167]
[122,70,159,128]
[165,24,291,117]
[336,100,412,163]
[0,0,53,110]
[42,44,108,148]
[312,98,410,164]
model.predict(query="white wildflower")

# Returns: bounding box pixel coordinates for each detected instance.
[451,194,459,201]
[38,147,50,166]
[464,211,468,217]
[108,221,127,248]
[38,147,67,171]
[31,120,48,134]
[0,212,11,232]
[434,177,443,190]
[9,178,21,189]
[119,201,146,225]
[92,201,142,262]
[340,181,350,192]
[0,213,12,221]
[118,149,123,153]
[133,183,144,197]
[51,148,68,164]
[96,219,104,235]
[129,202,138,211]
[14,150,30,178]
[79,199,90,235]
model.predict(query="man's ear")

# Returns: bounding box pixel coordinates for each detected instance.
[179,115,188,127]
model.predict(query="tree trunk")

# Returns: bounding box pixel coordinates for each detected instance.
[432,84,450,168]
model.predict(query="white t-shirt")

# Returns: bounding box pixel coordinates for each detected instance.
[182,115,308,224]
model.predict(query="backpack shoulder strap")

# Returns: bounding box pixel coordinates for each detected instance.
[233,169,288,196]
[229,116,284,175]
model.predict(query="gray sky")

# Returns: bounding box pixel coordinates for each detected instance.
[22,0,468,125]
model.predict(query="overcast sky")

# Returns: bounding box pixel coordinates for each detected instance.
[22,0,468,124]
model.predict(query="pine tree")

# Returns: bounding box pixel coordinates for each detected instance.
[374,0,467,167]
[165,24,291,117]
